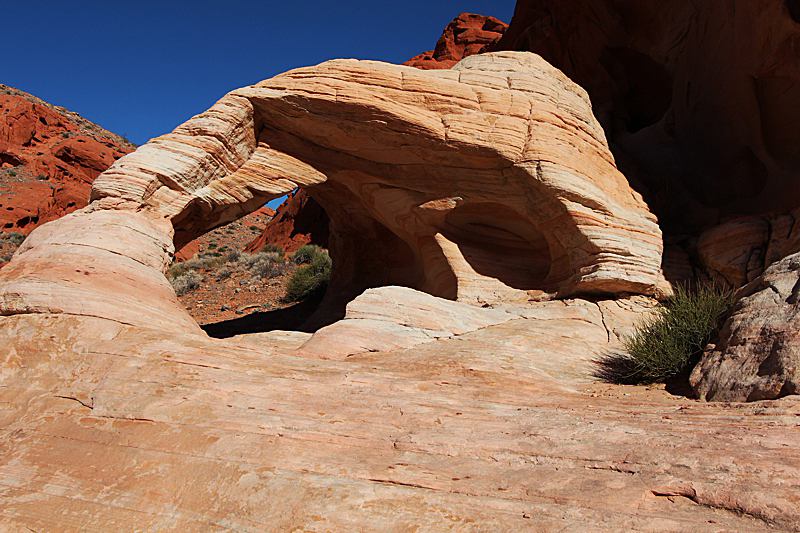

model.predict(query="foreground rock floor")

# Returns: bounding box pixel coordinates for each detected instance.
[0,291,798,532]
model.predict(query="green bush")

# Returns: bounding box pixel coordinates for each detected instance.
[259,244,284,258]
[7,232,25,246]
[284,248,331,302]
[594,285,731,385]
[290,244,325,264]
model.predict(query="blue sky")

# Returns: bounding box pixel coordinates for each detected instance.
[3,1,515,147]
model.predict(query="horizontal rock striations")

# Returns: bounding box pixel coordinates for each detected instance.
[3,52,662,329]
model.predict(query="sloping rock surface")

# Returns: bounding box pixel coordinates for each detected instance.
[0,289,798,531]
[692,252,800,401]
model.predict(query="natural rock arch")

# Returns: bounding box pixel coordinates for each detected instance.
[0,52,661,332]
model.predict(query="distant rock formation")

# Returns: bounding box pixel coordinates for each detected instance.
[244,189,328,255]
[404,13,507,69]
[0,84,134,234]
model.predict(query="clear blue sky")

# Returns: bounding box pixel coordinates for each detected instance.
[3,1,515,148]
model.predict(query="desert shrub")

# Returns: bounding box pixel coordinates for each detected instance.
[594,285,731,384]
[205,256,226,269]
[7,232,25,246]
[290,244,326,265]
[226,250,241,262]
[170,271,203,296]
[182,257,208,271]
[208,242,217,249]
[259,244,284,258]
[284,248,331,302]
[248,252,285,280]
[215,266,232,280]
[249,225,260,231]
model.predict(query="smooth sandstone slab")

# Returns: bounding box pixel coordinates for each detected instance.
[0,305,798,532]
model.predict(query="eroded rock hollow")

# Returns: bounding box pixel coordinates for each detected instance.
[2,52,662,330]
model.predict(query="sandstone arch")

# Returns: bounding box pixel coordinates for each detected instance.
[0,52,661,331]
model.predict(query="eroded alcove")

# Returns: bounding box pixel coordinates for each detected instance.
[0,53,660,335]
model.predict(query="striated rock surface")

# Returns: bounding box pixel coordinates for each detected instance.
[1,54,792,530]
[245,189,328,255]
[404,13,508,70]
[494,0,800,239]
[697,207,800,289]
[0,84,134,234]
[57,52,660,328]
[0,290,799,531]
[692,252,800,401]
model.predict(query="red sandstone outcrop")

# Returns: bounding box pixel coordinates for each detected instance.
[404,13,507,70]
[244,189,328,255]
[692,252,800,401]
[0,84,134,234]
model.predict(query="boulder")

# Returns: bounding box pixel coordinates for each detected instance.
[691,252,800,401]
[404,13,508,70]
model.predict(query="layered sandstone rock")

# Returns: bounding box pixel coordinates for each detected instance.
[0,85,133,234]
[84,52,661,326]
[404,13,507,70]
[494,0,800,239]
[4,54,793,530]
[692,252,800,401]
[696,208,800,290]
[0,291,798,531]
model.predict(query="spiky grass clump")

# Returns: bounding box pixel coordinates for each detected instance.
[284,247,331,302]
[594,285,731,384]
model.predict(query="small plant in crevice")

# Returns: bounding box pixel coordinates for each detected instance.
[284,247,331,302]
[593,284,732,385]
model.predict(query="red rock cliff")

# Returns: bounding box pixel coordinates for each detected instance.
[0,85,134,235]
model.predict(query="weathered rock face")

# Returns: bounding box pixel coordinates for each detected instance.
[244,189,329,255]
[697,208,800,289]
[494,0,800,239]
[692,252,800,401]
[404,13,508,70]
[0,85,134,234]
[7,54,795,530]
[73,51,659,330]
[1,287,799,531]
